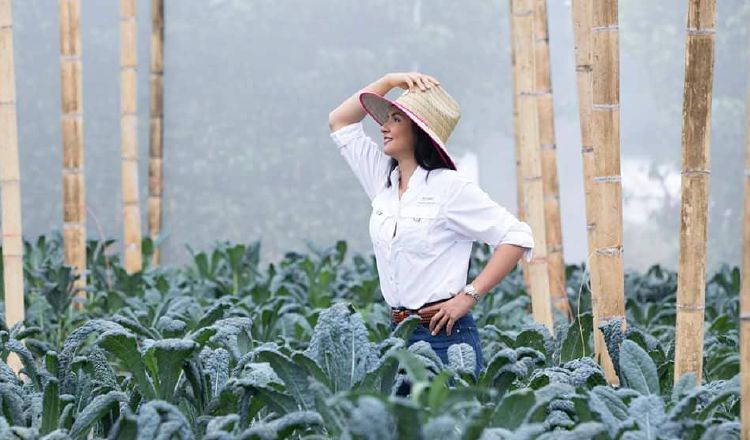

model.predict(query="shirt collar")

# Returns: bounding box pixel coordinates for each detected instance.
[390,164,428,191]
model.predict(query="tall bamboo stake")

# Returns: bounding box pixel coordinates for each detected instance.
[0,0,25,373]
[741,54,750,440]
[571,0,597,307]
[674,0,716,385]
[590,0,625,385]
[510,0,532,295]
[59,0,86,304]
[572,0,606,369]
[148,0,164,266]
[511,0,553,333]
[533,0,570,321]
[120,0,142,273]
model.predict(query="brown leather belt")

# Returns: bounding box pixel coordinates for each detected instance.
[391,297,450,326]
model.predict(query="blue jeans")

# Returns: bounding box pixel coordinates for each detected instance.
[390,312,485,390]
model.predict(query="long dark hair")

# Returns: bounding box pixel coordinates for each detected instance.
[385,122,452,188]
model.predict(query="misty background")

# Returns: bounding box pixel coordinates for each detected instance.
[8,0,750,274]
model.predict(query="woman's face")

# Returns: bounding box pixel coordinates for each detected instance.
[381,106,416,160]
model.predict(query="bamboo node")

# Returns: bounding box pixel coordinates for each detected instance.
[575,65,592,73]
[592,103,620,110]
[62,113,83,120]
[686,28,716,36]
[524,175,543,182]
[592,25,619,32]
[60,55,82,62]
[739,312,750,320]
[0,99,17,105]
[680,169,710,176]
[592,175,621,183]
[676,303,705,311]
[581,145,594,153]
[586,222,596,230]
[540,143,556,150]
[529,256,548,264]
[595,246,623,256]
[513,11,533,17]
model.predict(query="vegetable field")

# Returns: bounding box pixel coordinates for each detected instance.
[0,234,740,439]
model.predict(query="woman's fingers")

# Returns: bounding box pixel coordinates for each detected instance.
[432,313,450,336]
[445,319,455,336]
[405,76,415,91]
[429,309,443,332]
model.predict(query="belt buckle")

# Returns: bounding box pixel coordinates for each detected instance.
[391,308,410,323]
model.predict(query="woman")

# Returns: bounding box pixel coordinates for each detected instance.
[328,72,534,383]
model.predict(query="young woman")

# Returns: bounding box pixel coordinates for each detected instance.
[328,72,534,383]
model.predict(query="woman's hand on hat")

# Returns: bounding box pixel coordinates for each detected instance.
[420,293,474,336]
[386,72,440,93]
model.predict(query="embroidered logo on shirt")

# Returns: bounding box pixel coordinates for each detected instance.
[416,196,439,206]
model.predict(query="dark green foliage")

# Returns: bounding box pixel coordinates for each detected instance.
[0,235,741,437]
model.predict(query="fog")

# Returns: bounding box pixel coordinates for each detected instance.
[8,0,749,273]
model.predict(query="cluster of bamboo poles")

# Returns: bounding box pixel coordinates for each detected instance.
[509,0,738,393]
[0,0,166,335]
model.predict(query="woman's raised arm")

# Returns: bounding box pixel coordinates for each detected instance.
[328,72,440,132]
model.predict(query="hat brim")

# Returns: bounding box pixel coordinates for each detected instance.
[358,91,457,171]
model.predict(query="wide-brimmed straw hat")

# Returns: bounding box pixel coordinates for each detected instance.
[358,84,460,170]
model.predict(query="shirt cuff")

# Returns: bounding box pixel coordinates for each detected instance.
[495,222,535,262]
[330,121,365,148]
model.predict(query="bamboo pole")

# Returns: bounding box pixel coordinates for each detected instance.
[674,0,716,385]
[120,0,142,273]
[59,0,86,305]
[533,0,571,321]
[511,0,553,333]
[590,0,625,385]
[0,0,25,373]
[741,53,750,440]
[510,0,532,296]
[571,0,597,306]
[148,0,164,266]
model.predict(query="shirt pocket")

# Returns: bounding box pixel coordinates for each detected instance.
[398,204,440,255]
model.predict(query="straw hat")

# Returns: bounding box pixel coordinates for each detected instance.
[358,84,461,170]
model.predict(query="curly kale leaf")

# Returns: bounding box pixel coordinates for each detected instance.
[303,303,379,392]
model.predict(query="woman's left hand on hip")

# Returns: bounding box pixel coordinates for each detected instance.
[420,294,475,336]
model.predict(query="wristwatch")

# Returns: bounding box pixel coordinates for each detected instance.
[462,283,480,303]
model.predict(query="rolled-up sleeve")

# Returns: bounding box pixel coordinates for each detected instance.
[443,178,534,262]
[330,121,391,201]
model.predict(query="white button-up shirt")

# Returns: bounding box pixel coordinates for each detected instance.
[330,121,534,309]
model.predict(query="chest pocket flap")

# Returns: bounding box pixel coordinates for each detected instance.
[371,196,392,216]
